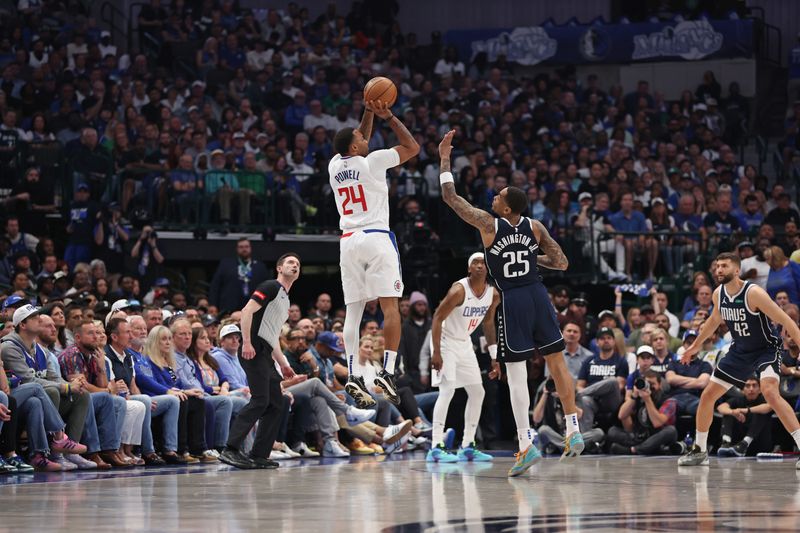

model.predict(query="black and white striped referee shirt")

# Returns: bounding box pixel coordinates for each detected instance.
[248,280,290,350]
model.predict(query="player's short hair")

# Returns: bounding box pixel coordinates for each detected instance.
[334,128,355,156]
[277,252,301,268]
[503,186,528,215]
[716,251,740,266]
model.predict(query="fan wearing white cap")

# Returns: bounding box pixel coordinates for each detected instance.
[426,252,500,463]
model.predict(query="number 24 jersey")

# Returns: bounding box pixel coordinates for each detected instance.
[328,149,400,232]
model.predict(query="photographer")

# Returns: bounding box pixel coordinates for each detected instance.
[609,370,680,455]
[533,377,604,454]
[93,202,130,275]
[716,376,774,457]
[130,225,164,291]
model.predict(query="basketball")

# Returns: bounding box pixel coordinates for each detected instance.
[364,76,397,108]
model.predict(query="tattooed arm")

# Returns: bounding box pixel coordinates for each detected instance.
[531,219,569,270]
[439,130,495,235]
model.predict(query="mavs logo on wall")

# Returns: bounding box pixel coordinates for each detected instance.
[632,20,723,60]
[471,27,557,66]
[579,27,611,61]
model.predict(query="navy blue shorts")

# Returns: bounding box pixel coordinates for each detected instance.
[497,283,565,362]
[712,346,781,389]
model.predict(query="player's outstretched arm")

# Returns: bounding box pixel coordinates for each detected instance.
[368,100,419,164]
[531,219,568,271]
[439,130,494,234]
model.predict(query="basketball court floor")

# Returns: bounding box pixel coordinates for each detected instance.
[3,451,800,531]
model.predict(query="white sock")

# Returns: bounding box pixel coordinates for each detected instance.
[383,350,397,374]
[743,436,753,445]
[696,431,709,452]
[461,383,485,448]
[347,354,361,377]
[431,380,455,448]
[791,429,800,450]
[565,413,580,435]
[517,428,534,451]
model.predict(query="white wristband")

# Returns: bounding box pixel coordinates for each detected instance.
[488,344,497,360]
[439,171,454,185]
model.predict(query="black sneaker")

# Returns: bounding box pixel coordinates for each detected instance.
[374,370,400,405]
[668,441,687,455]
[249,456,279,469]
[718,440,749,457]
[219,448,257,469]
[678,444,709,466]
[345,376,377,409]
[609,443,631,455]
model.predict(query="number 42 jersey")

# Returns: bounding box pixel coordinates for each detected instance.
[485,217,541,291]
[328,149,400,232]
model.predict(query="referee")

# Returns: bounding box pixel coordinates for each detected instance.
[219,253,300,469]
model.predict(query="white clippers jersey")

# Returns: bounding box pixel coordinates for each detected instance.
[441,278,494,344]
[328,149,400,231]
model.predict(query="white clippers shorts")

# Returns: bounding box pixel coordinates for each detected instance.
[339,229,404,305]
[431,337,482,388]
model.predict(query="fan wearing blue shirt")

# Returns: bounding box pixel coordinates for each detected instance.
[210,324,250,396]
[665,352,713,415]
[609,192,650,279]
[577,327,629,429]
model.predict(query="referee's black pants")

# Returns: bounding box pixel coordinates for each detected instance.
[226,344,285,459]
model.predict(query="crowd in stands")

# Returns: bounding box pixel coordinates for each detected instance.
[3,0,800,474]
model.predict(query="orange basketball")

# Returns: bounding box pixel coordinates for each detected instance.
[364,76,397,108]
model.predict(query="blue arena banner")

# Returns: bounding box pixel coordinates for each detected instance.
[446,18,753,66]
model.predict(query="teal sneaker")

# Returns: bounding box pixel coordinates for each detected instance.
[426,444,459,463]
[560,432,585,461]
[508,444,542,477]
[458,443,493,462]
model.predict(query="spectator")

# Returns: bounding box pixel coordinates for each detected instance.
[168,154,201,224]
[171,318,232,453]
[716,376,774,457]
[130,226,164,291]
[576,327,628,429]
[549,321,592,380]
[123,314,182,464]
[64,183,99,269]
[665,347,712,416]
[209,238,269,315]
[610,370,679,455]
[56,319,131,467]
[138,325,211,463]
[682,285,714,330]
[1,306,90,471]
[398,291,431,393]
[765,246,800,306]
[533,377,604,455]
[210,324,250,396]
[610,192,650,280]
[765,192,800,228]
[740,240,771,290]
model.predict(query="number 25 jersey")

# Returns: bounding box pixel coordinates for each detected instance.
[485,217,541,291]
[328,149,400,232]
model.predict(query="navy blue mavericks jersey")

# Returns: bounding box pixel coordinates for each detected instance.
[718,281,780,355]
[485,217,541,291]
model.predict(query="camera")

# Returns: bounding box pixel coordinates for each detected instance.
[634,377,650,391]
[545,378,556,393]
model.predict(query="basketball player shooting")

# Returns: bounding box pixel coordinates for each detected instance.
[438,130,584,477]
[329,94,419,409]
